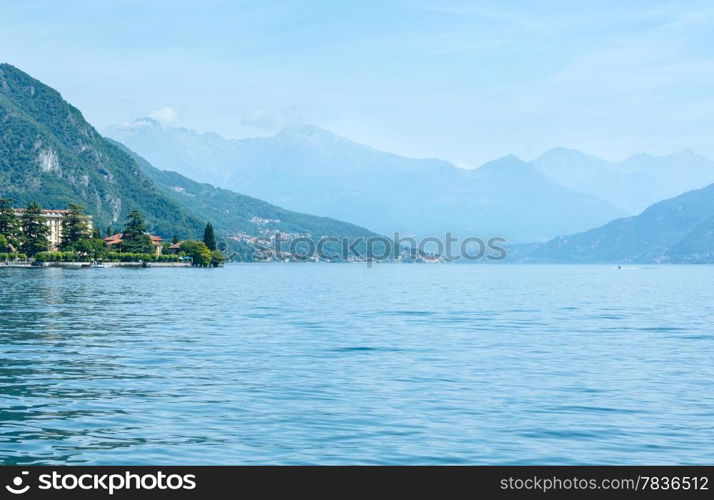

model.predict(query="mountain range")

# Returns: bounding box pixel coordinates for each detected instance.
[511,182,714,264]
[106,120,627,242]
[532,147,714,214]
[0,63,374,244]
[3,62,713,264]
[110,139,376,241]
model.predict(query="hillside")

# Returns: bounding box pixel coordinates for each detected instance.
[665,215,714,263]
[110,139,377,240]
[513,183,714,263]
[106,121,625,242]
[0,63,203,237]
[0,63,375,245]
[456,155,626,242]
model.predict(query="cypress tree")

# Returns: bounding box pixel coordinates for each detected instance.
[203,223,216,251]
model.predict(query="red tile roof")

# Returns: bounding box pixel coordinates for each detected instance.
[104,233,162,246]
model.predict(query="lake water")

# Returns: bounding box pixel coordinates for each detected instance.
[1,264,713,465]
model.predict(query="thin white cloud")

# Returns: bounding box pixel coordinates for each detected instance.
[149,107,179,126]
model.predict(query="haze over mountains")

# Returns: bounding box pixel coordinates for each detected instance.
[3,61,712,264]
[513,182,714,264]
[533,147,714,214]
[0,64,374,244]
[106,120,629,242]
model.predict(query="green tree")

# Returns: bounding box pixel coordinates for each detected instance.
[125,210,147,234]
[0,234,11,253]
[121,210,154,254]
[172,234,179,245]
[20,202,50,256]
[211,249,225,267]
[106,226,113,238]
[0,197,20,246]
[75,238,107,259]
[60,204,92,249]
[180,240,212,267]
[203,223,216,251]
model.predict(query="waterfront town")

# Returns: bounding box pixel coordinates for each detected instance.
[0,199,223,267]
[1,199,443,266]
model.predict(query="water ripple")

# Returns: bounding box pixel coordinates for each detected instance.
[1,264,713,464]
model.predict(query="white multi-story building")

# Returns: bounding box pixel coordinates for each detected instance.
[12,209,93,251]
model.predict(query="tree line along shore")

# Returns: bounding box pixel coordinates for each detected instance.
[0,198,224,267]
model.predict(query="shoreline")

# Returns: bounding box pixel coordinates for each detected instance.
[1,262,193,268]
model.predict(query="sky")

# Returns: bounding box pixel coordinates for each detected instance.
[2,0,713,166]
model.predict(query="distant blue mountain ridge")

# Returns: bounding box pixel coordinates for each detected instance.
[532,146,714,213]
[106,121,641,242]
[509,182,714,263]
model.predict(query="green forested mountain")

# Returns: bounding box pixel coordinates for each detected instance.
[0,63,375,243]
[0,63,205,237]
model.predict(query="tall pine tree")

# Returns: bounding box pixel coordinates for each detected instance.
[20,202,50,256]
[60,204,92,249]
[203,223,216,251]
[0,198,20,248]
[121,210,154,254]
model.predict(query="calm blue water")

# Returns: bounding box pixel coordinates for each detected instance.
[1,264,713,465]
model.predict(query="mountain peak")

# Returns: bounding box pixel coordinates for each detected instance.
[623,152,655,163]
[665,148,707,162]
[477,154,528,170]
[277,124,335,138]
[0,62,24,77]
[542,146,581,155]
[0,62,65,104]
[132,117,163,128]
[624,149,710,165]
[274,124,356,149]
[103,117,164,135]
[535,147,594,163]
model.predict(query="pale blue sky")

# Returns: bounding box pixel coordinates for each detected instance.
[2,0,713,165]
